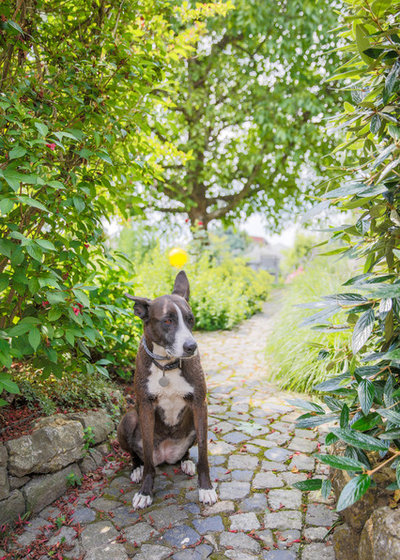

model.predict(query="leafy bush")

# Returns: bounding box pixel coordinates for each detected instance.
[124,244,273,331]
[296,0,400,511]
[0,1,225,404]
[188,254,272,330]
[265,256,352,392]
[13,366,122,416]
[89,257,142,377]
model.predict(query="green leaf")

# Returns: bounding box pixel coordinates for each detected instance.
[288,399,325,414]
[0,274,9,292]
[9,146,27,160]
[358,379,375,415]
[7,20,24,33]
[8,322,32,336]
[48,308,62,321]
[3,168,23,191]
[296,413,339,428]
[293,479,323,491]
[0,199,14,216]
[17,196,48,212]
[336,474,371,511]
[0,351,12,369]
[97,151,113,164]
[0,375,20,394]
[355,25,372,64]
[26,244,43,262]
[380,409,400,424]
[321,479,332,500]
[378,429,400,440]
[396,462,400,488]
[46,291,67,304]
[35,122,49,136]
[28,277,40,294]
[340,404,349,428]
[314,374,350,392]
[36,239,56,251]
[73,197,85,213]
[28,327,41,351]
[72,289,90,307]
[385,61,400,99]
[352,309,375,354]
[370,114,381,134]
[65,330,75,346]
[315,453,366,472]
[351,413,381,432]
[331,427,389,452]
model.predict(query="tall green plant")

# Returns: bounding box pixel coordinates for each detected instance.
[295,0,400,511]
[0,1,227,404]
[265,256,352,393]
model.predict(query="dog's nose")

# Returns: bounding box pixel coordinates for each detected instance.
[183,340,197,354]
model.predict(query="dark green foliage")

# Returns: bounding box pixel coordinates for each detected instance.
[0,0,226,402]
[297,0,400,510]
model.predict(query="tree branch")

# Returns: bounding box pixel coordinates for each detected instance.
[153,206,187,213]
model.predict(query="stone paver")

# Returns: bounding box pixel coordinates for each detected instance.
[2,300,337,559]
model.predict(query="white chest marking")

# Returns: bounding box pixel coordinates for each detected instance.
[171,303,196,357]
[147,363,194,426]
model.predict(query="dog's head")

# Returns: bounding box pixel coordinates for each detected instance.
[126,271,197,359]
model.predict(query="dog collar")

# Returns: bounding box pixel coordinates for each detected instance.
[142,337,182,386]
[142,337,171,361]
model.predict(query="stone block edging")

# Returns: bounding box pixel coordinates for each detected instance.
[0,409,115,525]
[330,465,399,560]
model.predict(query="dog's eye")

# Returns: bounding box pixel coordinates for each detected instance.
[164,318,172,325]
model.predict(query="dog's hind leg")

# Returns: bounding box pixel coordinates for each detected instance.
[180,451,196,476]
[132,400,156,509]
[193,403,218,505]
[117,409,144,483]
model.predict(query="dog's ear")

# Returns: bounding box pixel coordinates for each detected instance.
[172,270,190,301]
[125,294,151,320]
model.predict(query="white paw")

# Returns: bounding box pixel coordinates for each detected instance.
[132,492,153,510]
[181,460,196,476]
[199,487,218,505]
[130,466,144,483]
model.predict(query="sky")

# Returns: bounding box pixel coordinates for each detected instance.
[240,213,298,247]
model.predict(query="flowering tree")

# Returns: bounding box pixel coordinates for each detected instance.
[139,0,342,228]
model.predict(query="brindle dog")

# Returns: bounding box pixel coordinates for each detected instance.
[117,271,217,509]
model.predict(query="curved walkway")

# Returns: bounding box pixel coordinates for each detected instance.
[2,301,337,560]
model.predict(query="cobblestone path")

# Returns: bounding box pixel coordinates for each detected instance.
[4,301,338,560]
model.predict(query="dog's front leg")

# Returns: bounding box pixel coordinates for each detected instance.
[193,401,218,505]
[132,400,155,509]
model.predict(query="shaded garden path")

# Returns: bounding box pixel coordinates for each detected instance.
[4,300,338,560]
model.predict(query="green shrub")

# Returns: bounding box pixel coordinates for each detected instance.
[129,245,273,331]
[0,1,225,405]
[89,257,142,378]
[189,254,272,330]
[296,0,400,511]
[14,366,122,416]
[265,256,353,392]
